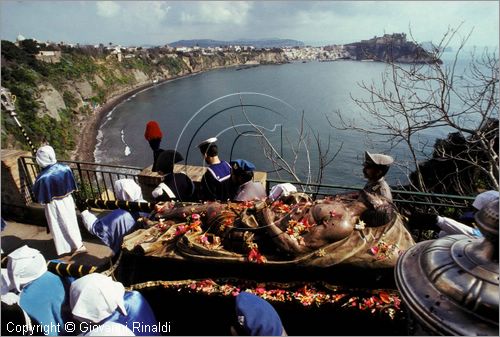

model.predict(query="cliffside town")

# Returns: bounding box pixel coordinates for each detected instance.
[1,33,440,156]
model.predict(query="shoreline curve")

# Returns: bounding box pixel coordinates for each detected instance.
[71,75,187,163]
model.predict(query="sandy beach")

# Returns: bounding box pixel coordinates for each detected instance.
[71,80,168,163]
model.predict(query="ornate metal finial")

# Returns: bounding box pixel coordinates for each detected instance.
[395,198,499,335]
[474,198,499,244]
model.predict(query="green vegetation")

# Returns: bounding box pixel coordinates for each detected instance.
[1,39,173,157]
[1,39,278,158]
[158,56,186,74]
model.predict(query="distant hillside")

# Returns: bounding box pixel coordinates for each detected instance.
[169,38,305,48]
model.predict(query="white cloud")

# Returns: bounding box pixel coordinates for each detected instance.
[180,1,252,25]
[96,1,121,18]
[122,2,170,25]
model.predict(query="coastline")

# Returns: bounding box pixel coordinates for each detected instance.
[71,78,172,163]
[70,66,245,163]
[70,60,274,163]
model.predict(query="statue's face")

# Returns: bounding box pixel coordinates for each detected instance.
[363,164,381,180]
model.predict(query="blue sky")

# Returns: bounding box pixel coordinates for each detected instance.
[1,1,498,48]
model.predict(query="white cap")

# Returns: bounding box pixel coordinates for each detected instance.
[364,151,394,166]
[472,190,499,210]
[198,137,218,149]
[7,245,47,291]
[70,273,127,323]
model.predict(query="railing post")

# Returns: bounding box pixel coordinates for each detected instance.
[75,162,85,198]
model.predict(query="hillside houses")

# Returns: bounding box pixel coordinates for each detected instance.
[35,50,61,63]
[283,45,349,61]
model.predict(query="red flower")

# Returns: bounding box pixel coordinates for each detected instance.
[255,287,266,295]
[248,248,267,264]
[175,225,187,236]
[379,291,391,304]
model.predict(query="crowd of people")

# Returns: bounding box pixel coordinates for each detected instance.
[1,245,287,336]
[1,119,497,336]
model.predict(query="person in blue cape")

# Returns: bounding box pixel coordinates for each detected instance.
[69,273,159,336]
[230,159,266,202]
[2,245,76,336]
[197,137,232,201]
[79,179,149,255]
[32,145,85,256]
[232,292,287,336]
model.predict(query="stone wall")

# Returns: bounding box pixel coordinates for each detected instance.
[1,149,47,224]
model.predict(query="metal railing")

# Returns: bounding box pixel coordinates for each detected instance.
[20,156,144,203]
[21,156,476,213]
[265,179,476,211]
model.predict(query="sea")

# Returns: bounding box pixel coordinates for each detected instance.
[94,52,476,188]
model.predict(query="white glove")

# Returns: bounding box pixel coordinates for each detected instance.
[1,292,19,305]
[152,186,165,199]
[152,183,176,199]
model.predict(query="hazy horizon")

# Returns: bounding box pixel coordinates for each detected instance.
[1,1,498,50]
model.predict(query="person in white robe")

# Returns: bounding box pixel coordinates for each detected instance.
[32,145,86,256]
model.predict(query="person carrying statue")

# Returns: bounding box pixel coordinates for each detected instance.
[79,179,150,256]
[144,120,164,172]
[151,149,195,202]
[197,137,232,201]
[229,159,267,202]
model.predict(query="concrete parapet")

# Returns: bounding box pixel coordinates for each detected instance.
[1,149,47,225]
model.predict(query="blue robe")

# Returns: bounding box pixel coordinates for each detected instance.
[19,271,73,336]
[101,291,159,336]
[91,210,148,255]
[32,163,77,204]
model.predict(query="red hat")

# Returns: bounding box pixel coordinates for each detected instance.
[144,121,163,141]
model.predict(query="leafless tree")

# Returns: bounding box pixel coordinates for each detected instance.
[329,25,498,196]
[234,95,342,194]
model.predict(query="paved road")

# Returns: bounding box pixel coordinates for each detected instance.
[1,219,113,267]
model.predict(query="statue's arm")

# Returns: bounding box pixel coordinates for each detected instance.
[154,202,220,221]
[262,208,313,255]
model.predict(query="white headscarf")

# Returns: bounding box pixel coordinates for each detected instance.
[36,145,57,168]
[85,322,135,336]
[114,179,144,202]
[7,245,47,292]
[70,273,127,323]
[473,190,499,210]
[269,183,297,201]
